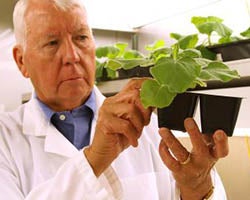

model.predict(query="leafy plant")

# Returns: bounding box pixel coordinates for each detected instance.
[171,15,250,49]
[170,15,250,60]
[240,27,250,38]
[95,43,151,81]
[140,42,239,108]
[191,16,235,46]
[95,40,240,109]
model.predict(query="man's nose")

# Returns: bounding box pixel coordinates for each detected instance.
[62,40,80,65]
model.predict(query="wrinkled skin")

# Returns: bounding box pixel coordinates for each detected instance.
[13,0,96,111]
[159,119,228,199]
[84,78,153,176]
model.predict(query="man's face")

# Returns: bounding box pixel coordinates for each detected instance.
[20,3,96,111]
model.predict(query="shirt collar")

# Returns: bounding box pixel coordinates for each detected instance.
[36,90,96,121]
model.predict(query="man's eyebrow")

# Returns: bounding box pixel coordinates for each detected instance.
[44,32,60,39]
[76,26,91,33]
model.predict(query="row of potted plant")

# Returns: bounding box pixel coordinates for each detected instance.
[171,15,250,61]
[170,16,250,61]
[95,16,243,136]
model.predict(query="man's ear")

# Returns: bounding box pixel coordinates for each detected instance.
[13,45,30,78]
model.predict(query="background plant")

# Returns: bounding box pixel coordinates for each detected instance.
[96,39,240,109]
[171,16,250,47]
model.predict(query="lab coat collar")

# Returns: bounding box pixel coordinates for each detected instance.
[22,86,105,158]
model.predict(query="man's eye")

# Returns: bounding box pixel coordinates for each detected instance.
[47,40,58,46]
[76,35,87,41]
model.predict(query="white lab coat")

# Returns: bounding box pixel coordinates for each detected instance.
[0,86,227,200]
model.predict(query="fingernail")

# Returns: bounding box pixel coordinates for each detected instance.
[185,118,195,130]
[159,128,170,138]
[215,131,223,141]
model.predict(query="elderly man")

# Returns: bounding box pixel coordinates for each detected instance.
[0,0,228,199]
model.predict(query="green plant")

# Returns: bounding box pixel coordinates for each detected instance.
[171,16,250,48]
[191,16,236,46]
[95,43,152,81]
[95,40,240,109]
[240,27,250,38]
[170,15,250,60]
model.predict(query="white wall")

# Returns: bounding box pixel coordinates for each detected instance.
[0,61,33,111]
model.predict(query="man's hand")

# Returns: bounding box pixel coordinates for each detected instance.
[158,118,229,200]
[84,78,152,177]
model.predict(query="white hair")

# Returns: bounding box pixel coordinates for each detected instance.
[13,0,87,46]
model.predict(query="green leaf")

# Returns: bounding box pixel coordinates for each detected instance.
[214,23,232,37]
[172,43,179,60]
[151,57,201,93]
[178,48,201,59]
[123,50,144,59]
[219,36,241,44]
[95,60,104,79]
[196,45,217,60]
[200,62,240,82]
[116,58,150,70]
[104,59,122,70]
[170,33,182,40]
[196,22,232,38]
[191,16,232,41]
[150,47,172,61]
[115,43,128,57]
[106,68,117,79]
[96,46,120,59]
[145,40,166,51]
[241,27,250,38]
[176,34,199,49]
[140,79,176,108]
[194,57,211,68]
[115,42,128,51]
[191,16,223,26]
[194,77,207,87]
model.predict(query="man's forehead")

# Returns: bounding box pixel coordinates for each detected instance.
[25,5,87,28]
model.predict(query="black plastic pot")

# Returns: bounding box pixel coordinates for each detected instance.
[157,93,242,136]
[207,39,250,62]
[118,66,151,79]
[157,92,198,132]
[96,66,152,82]
[199,94,242,136]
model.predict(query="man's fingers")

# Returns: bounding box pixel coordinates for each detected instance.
[159,139,181,171]
[159,128,189,164]
[97,113,140,147]
[115,102,144,133]
[99,101,146,147]
[120,78,149,92]
[211,130,229,158]
[184,118,208,153]
[116,78,153,125]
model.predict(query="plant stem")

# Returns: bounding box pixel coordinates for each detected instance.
[208,35,212,46]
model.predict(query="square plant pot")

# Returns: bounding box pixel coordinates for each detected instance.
[200,94,242,136]
[157,92,198,132]
[207,39,250,62]
[96,66,152,82]
[118,66,151,79]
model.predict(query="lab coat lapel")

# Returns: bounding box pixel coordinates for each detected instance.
[22,86,105,158]
[89,86,105,143]
[44,125,78,158]
[22,98,78,158]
